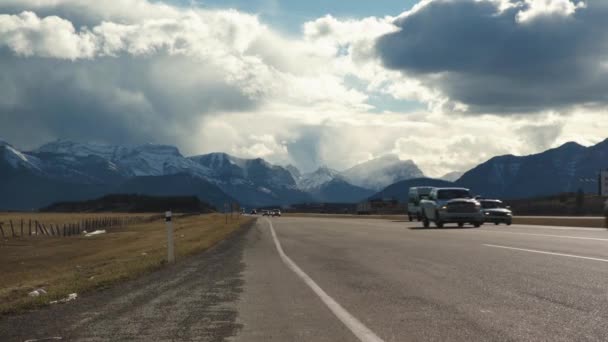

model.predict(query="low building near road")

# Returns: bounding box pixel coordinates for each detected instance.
[277,203,357,214]
[357,198,406,215]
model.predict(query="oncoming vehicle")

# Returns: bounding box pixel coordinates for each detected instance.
[420,187,484,228]
[407,187,434,221]
[250,209,258,215]
[272,209,282,217]
[479,199,512,225]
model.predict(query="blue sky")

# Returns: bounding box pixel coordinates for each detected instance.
[176,0,418,33]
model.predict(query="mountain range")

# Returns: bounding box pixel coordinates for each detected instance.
[456,140,608,199]
[0,140,423,210]
[2,138,607,210]
[367,139,608,202]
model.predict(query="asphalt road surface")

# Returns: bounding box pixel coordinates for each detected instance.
[3,217,608,341]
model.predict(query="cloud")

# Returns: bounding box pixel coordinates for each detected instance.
[516,121,564,150]
[376,0,608,113]
[1,0,607,179]
[0,11,96,59]
[0,5,370,153]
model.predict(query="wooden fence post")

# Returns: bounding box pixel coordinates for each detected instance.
[20,219,23,237]
[0,223,5,239]
[29,219,32,236]
[10,220,15,238]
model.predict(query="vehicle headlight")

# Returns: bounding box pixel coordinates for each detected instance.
[506,212,512,216]
[484,212,490,215]
[440,205,447,210]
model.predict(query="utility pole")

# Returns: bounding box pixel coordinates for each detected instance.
[166,211,175,264]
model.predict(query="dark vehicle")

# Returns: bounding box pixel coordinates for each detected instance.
[480,199,512,225]
[250,209,258,215]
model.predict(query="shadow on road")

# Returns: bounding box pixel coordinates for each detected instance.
[409,226,480,230]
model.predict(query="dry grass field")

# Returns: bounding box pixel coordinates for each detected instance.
[0,213,254,315]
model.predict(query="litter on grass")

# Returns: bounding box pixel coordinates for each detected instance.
[50,293,77,304]
[28,288,47,297]
[85,230,106,237]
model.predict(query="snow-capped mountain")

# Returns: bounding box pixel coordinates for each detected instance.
[34,140,212,180]
[341,154,425,191]
[457,140,608,198]
[0,140,43,172]
[298,166,341,191]
[189,153,311,206]
[284,164,301,181]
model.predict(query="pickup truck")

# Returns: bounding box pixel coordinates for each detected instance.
[420,187,483,228]
[407,186,434,222]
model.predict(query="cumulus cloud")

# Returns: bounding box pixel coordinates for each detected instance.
[376,0,608,113]
[0,0,607,178]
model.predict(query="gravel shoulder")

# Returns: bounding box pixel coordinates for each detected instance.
[0,220,255,342]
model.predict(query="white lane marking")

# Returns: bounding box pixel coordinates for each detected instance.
[479,230,608,242]
[483,244,608,263]
[509,224,602,231]
[266,218,385,342]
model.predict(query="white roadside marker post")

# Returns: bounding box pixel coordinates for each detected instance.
[166,211,175,264]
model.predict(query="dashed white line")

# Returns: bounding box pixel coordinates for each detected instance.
[266,218,385,342]
[479,230,608,242]
[509,224,603,231]
[483,244,608,263]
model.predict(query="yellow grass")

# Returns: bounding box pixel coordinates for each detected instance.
[0,213,254,315]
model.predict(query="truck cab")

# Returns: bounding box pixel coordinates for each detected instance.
[420,187,483,228]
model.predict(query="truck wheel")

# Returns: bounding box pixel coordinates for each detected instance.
[408,214,413,222]
[458,223,464,228]
[423,216,430,228]
[436,221,444,228]
[474,222,482,228]
[507,220,512,226]
[494,222,499,225]
[417,214,422,222]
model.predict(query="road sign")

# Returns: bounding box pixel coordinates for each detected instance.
[601,170,608,197]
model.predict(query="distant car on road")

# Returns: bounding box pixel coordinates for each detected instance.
[420,187,484,228]
[479,199,512,225]
[272,209,281,217]
[250,209,257,215]
[408,186,434,221]
[262,210,270,216]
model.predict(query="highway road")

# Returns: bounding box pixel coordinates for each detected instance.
[3,217,608,341]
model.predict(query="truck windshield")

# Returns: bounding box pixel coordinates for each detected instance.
[481,201,506,209]
[437,190,471,200]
